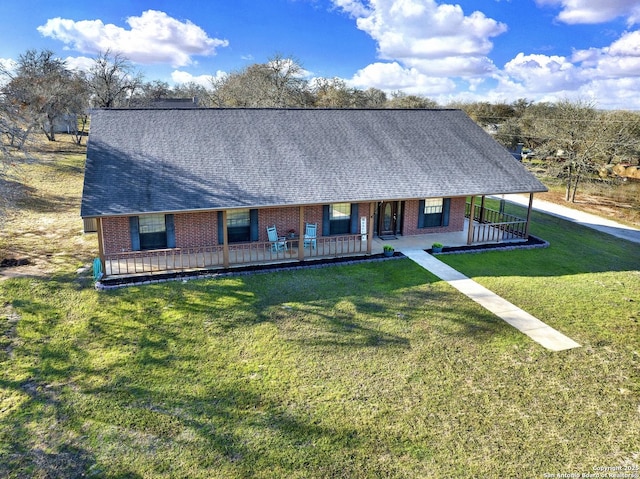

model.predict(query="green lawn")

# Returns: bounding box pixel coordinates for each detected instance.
[1,153,639,477]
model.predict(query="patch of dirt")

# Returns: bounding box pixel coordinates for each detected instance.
[1,257,31,267]
[0,257,53,281]
[537,189,640,227]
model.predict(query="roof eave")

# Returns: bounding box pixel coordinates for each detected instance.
[81,187,548,218]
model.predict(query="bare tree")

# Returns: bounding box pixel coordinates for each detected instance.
[313,78,356,107]
[173,82,212,106]
[596,110,640,165]
[529,99,599,202]
[1,49,87,141]
[129,80,173,107]
[211,54,311,107]
[0,81,31,234]
[86,50,143,108]
[386,91,438,109]
[311,79,387,108]
[494,117,523,151]
[363,88,388,108]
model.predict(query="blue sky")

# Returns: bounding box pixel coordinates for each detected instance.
[1,0,640,108]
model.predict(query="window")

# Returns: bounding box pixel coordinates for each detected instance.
[139,214,167,250]
[423,198,443,215]
[322,203,358,236]
[418,198,450,228]
[330,203,351,235]
[227,209,251,243]
[217,209,258,245]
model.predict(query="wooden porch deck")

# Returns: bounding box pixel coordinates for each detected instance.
[103,220,528,279]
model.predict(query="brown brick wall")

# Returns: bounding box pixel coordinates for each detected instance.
[259,207,301,241]
[101,201,437,255]
[102,216,131,254]
[402,197,466,236]
[175,211,218,247]
[257,203,369,240]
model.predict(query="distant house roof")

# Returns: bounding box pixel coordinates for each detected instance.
[127,98,199,109]
[81,108,547,218]
[147,97,199,109]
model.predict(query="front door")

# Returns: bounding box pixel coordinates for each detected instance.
[378,202,398,237]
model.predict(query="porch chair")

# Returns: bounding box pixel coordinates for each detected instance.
[303,223,317,249]
[267,225,288,252]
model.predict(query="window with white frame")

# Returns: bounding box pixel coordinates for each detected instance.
[420,198,448,228]
[139,214,167,250]
[423,198,443,215]
[330,203,351,234]
[227,209,251,243]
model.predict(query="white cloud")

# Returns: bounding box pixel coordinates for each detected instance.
[572,30,640,78]
[63,55,95,72]
[37,10,229,67]
[171,70,227,87]
[332,0,506,79]
[405,56,498,76]
[0,58,17,85]
[578,77,640,108]
[350,61,456,94]
[535,0,640,25]
[350,0,507,63]
[489,29,640,109]
[331,0,371,18]
[607,29,640,57]
[0,58,17,74]
[330,1,640,107]
[503,52,580,92]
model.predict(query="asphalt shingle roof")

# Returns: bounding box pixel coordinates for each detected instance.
[81,108,547,217]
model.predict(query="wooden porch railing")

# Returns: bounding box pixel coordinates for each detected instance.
[465,202,528,243]
[105,246,224,276]
[307,234,367,258]
[104,234,367,277]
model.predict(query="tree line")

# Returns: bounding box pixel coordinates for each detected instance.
[2,49,640,204]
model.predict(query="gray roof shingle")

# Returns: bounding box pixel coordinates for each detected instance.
[81,108,547,217]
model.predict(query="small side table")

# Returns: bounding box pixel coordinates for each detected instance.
[286,235,299,249]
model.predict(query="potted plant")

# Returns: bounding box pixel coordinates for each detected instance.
[287,229,296,239]
[431,242,444,253]
[383,245,395,257]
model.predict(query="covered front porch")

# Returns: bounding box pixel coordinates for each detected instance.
[372,213,531,253]
[99,195,534,279]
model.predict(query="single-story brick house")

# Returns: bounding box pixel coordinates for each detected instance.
[81,108,546,277]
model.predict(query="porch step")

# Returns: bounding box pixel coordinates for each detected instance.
[402,249,581,352]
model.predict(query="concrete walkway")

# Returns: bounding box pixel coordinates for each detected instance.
[499,194,640,244]
[402,249,581,352]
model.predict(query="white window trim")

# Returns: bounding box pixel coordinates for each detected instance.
[423,198,443,215]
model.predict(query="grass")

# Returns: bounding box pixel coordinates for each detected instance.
[443,198,640,345]
[0,134,639,477]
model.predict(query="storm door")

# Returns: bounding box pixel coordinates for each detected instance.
[378,201,398,237]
